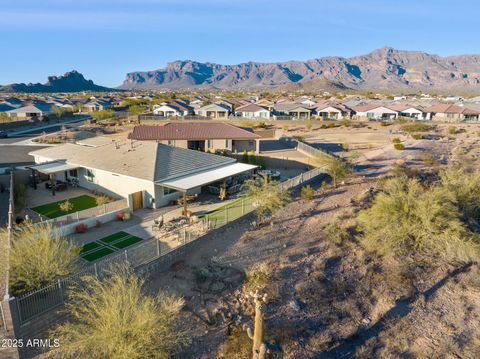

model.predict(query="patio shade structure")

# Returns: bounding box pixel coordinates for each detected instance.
[28,161,78,195]
[157,162,258,214]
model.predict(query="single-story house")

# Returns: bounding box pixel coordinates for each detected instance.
[5,103,54,120]
[273,103,313,120]
[423,104,480,122]
[128,123,261,153]
[389,104,430,120]
[82,99,112,112]
[153,104,187,117]
[234,103,271,119]
[352,104,398,120]
[315,103,352,120]
[28,140,257,209]
[195,103,231,118]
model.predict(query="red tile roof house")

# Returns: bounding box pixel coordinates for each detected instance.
[423,104,480,122]
[128,122,261,154]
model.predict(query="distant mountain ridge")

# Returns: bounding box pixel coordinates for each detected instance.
[120,48,480,92]
[0,71,117,93]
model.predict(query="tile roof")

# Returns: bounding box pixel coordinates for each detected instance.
[128,123,260,141]
[235,103,269,113]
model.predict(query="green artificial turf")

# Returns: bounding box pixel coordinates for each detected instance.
[112,236,144,249]
[31,195,98,219]
[80,241,102,254]
[98,231,130,244]
[203,197,255,227]
[81,247,115,262]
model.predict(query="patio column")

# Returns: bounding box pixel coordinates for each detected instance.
[31,168,37,190]
[50,174,56,196]
[182,191,188,216]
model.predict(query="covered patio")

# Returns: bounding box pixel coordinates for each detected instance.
[157,162,257,214]
[28,161,80,196]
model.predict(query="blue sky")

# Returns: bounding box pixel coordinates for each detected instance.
[2,0,479,87]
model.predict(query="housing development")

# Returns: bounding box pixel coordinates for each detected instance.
[1,1,480,359]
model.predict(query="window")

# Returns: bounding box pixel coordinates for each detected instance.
[86,169,95,182]
[69,169,78,178]
[167,139,175,146]
[225,139,231,148]
[207,140,213,148]
[163,187,178,195]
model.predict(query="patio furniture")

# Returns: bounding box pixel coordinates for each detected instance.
[45,181,67,191]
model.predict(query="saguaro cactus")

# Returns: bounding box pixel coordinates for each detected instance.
[245,290,268,359]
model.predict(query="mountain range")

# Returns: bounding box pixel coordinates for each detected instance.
[0,71,116,93]
[120,47,480,92]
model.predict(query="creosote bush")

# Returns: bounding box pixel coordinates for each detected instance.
[52,265,190,359]
[300,185,315,200]
[324,222,350,245]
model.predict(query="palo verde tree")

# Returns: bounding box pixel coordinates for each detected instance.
[243,175,291,223]
[314,154,353,187]
[10,222,79,295]
[357,174,480,261]
[52,265,190,359]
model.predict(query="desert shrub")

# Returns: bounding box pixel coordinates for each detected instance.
[14,183,27,213]
[95,195,109,207]
[256,122,267,129]
[400,123,434,133]
[52,266,190,359]
[341,119,352,127]
[218,326,251,359]
[394,143,405,150]
[242,150,248,163]
[320,124,328,129]
[357,175,480,261]
[10,222,79,295]
[243,175,291,222]
[411,133,424,140]
[59,200,74,213]
[282,125,289,132]
[380,121,390,127]
[328,122,336,128]
[244,261,274,293]
[421,153,437,166]
[448,126,458,135]
[301,185,315,200]
[315,155,353,187]
[392,138,401,144]
[324,222,350,245]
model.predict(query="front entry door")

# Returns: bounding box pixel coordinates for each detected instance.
[132,191,143,210]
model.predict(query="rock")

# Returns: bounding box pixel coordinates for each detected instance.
[289,298,306,311]
[362,317,371,325]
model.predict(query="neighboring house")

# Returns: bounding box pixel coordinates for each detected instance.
[389,104,430,120]
[315,103,352,120]
[195,103,230,118]
[273,103,313,119]
[234,104,271,119]
[152,100,193,117]
[82,99,112,112]
[128,123,261,153]
[424,104,480,122]
[5,103,54,120]
[255,99,275,111]
[352,104,398,120]
[29,140,257,209]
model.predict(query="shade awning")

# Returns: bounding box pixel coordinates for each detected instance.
[157,163,257,191]
[28,161,78,175]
